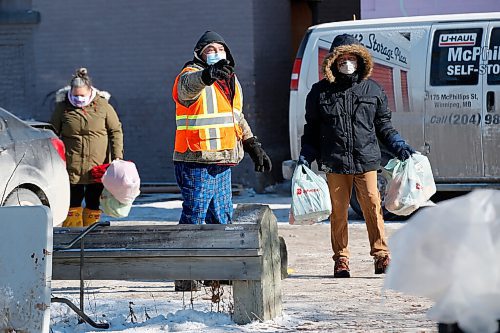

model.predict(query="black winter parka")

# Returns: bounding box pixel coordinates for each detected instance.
[302,78,398,174]
[301,35,401,174]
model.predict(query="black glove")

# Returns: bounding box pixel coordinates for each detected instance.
[396,144,416,161]
[243,137,272,173]
[201,59,234,85]
[299,144,317,167]
[297,155,309,168]
[388,133,416,161]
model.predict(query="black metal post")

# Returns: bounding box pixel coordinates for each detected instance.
[79,238,85,324]
[51,297,110,329]
[52,221,111,328]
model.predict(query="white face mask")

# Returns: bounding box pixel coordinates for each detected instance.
[338,59,357,75]
[67,88,94,108]
[206,52,226,65]
[69,93,90,108]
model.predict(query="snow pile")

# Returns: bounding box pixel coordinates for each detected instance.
[50,297,298,333]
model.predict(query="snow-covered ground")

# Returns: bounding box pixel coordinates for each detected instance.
[102,188,295,224]
[50,189,437,332]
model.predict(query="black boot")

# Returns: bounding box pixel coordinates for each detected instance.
[174,280,201,292]
[203,280,232,287]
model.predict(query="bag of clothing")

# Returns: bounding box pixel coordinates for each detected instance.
[100,188,132,218]
[383,154,436,216]
[101,160,141,205]
[290,164,332,224]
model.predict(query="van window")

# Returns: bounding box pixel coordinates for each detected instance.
[430,28,483,86]
[372,63,396,112]
[487,28,500,85]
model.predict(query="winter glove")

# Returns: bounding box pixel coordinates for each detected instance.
[201,59,234,85]
[90,163,110,183]
[243,137,272,173]
[297,155,309,168]
[396,144,416,161]
[298,144,317,167]
[388,133,416,161]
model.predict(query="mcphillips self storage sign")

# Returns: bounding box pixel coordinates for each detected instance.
[442,33,500,75]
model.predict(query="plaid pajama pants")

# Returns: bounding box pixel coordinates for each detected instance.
[174,162,233,224]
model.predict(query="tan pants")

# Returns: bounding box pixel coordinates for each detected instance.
[326,171,389,260]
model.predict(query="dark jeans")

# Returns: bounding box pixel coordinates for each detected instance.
[70,183,104,210]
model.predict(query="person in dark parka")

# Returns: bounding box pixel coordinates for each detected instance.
[299,34,415,278]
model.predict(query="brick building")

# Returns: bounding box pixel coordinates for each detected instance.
[0,0,358,190]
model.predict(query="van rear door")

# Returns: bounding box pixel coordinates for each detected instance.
[482,23,500,178]
[424,22,488,180]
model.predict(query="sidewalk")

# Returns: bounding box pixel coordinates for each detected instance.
[279,222,437,332]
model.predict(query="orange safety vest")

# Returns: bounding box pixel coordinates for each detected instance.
[173,67,244,153]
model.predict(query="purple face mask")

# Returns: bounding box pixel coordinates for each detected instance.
[68,91,91,108]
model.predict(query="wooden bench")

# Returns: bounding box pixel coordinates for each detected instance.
[52,204,283,325]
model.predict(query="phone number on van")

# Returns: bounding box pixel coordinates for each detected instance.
[429,113,500,125]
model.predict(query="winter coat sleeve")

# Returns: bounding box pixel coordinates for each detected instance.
[177,70,206,107]
[238,113,254,141]
[50,103,64,136]
[300,84,321,160]
[373,88,399,148]
[105,104,124,160]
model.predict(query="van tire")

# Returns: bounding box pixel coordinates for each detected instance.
[3,188,43,206]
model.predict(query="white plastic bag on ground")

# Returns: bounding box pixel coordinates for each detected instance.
[290,164,331,224]
[383,154,436,216]
[384,190,500,333]
[101,160,141,205]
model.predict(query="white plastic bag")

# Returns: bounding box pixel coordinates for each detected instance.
[101,160,141,205]
[385,190,500,333]
[383,154,436,216]
[100,188,132,218]
[290,164,332,224]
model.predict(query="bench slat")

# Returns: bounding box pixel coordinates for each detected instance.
[52,256,262,280]
[53,248,261,258]
[53,224,260,250]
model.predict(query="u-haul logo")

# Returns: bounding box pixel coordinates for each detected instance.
[439,33,477,47]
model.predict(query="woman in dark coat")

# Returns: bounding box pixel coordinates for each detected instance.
[51,68,123,227]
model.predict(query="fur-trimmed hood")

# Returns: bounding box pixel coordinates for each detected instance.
[55,86,111,103]
[322,34,373,83]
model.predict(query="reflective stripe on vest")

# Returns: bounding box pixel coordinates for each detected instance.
[173,67,243,153]
[176,113,235,130]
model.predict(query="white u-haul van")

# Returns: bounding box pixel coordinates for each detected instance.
[286,12,500,217]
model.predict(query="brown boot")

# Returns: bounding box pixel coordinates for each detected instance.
[62,207,83,227]
[334,257,350,278]
[83,208,101,227]
[374,255,390,274]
